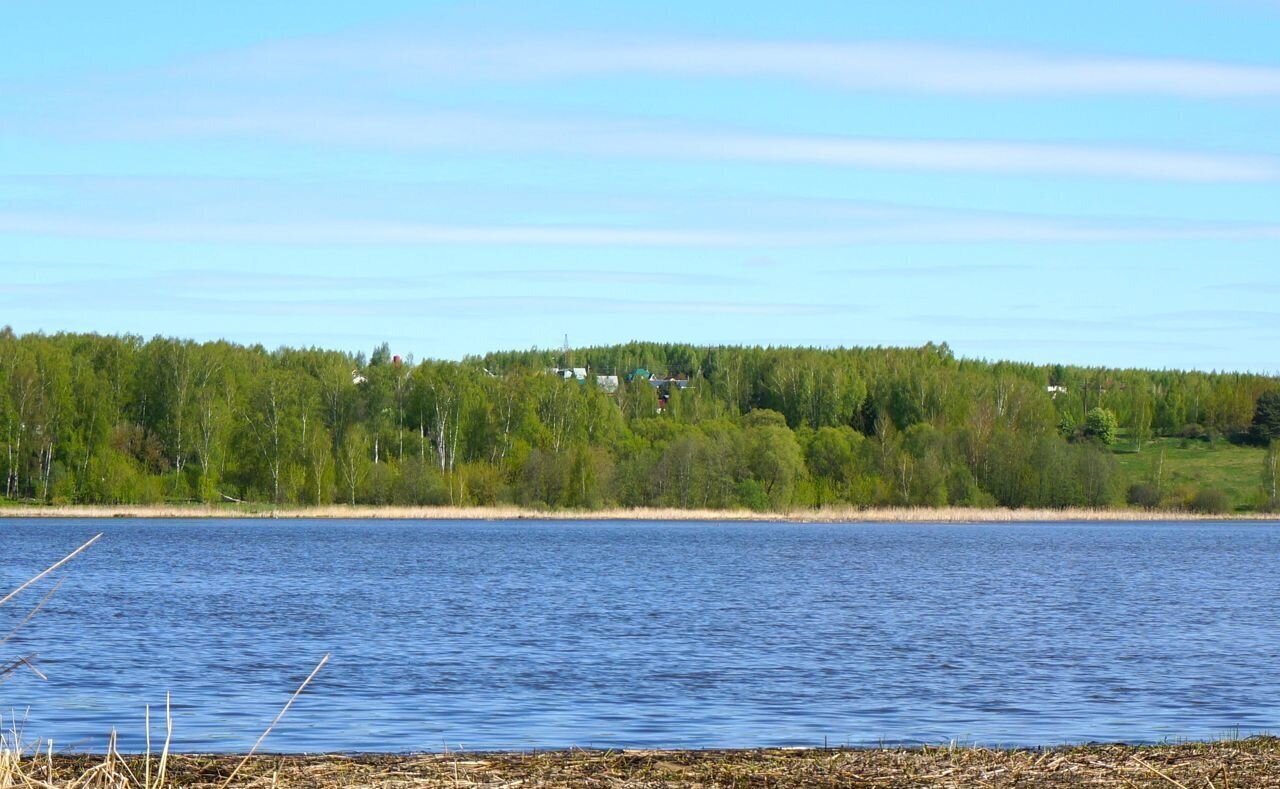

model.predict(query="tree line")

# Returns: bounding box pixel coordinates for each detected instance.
[2,329,1277,511]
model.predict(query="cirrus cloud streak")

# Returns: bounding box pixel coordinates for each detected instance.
[3,212,1278,247]
[186,36,1280,98]
[95,111,1280,183]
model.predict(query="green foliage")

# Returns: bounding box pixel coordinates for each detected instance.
[1083,407,1118,445]
[734,479,769,511]
[1057,410,1077,439]
[1113,437,1265,512]
[1126,482,1161,510]
[804,426,863,506]
[745,423,806,509]
[2,330,1277,512]
[1187,487,1230,514]
[1249,391,1280,446]
[1261,441,1280,512]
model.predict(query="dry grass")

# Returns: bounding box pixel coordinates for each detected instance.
[5,503,1278,522]
[1,643,330,789]
[3,738,1278,787]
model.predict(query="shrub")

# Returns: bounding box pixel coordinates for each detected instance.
[1083,407,1118,445]
[1249,488,1277,514]
[1177,424,1209,441]
[1187,487,1230,514]
[458,463,502,506]
[1057,411,1077,439]
[1126,482,1161,510]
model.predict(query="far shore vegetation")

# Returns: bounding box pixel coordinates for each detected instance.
[4,328,1280,517]
[2,503,1277,522]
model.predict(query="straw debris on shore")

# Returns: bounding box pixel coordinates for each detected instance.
[3,503,1276,522]
[9,739,1279,788]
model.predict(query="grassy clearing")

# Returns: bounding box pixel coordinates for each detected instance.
[3,739,1278,788]
[1114,437,1268,511]
[3,503,1278,522]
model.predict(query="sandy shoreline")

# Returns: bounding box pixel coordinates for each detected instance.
[17,739,1279,787]
[0,503,1276,522]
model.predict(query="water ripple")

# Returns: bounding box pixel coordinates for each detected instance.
[3,518,1279,752]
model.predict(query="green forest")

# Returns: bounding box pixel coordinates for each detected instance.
[3,328,1280,513]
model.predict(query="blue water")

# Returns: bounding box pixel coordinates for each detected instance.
[2,518,1279,753]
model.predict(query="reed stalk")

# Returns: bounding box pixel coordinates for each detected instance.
[4,503,1274,522]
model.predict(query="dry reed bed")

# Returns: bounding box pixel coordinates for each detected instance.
[7,738,1278,788]
[4,504,1277,522]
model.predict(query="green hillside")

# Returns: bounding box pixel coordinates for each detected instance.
[1114,438,1269,513]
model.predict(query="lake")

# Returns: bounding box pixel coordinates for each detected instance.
[2,518,1279,752]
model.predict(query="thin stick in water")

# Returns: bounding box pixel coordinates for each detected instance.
[0,533,102,608]
[219,653,330,789]
[0,577,65,648]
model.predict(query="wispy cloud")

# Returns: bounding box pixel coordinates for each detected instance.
[450,268,743,287]
[0,215,764,246]
[1,287,853,321]
[1141,308,1280,329]
[908,313,1129,332]
[674,131,1278,181]
[826,263,1030,278]
[1209,281,1280,295]
[184,36,1280,98]
[0,267,748,302]
[3,212,1279,247]
[0,270,833,321]
[90,111,1280,182]
[908,308,1280,335]
[166,268,413,291]
[959,336,1229,356]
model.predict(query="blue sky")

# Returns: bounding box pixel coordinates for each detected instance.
[2,0,1278,371]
